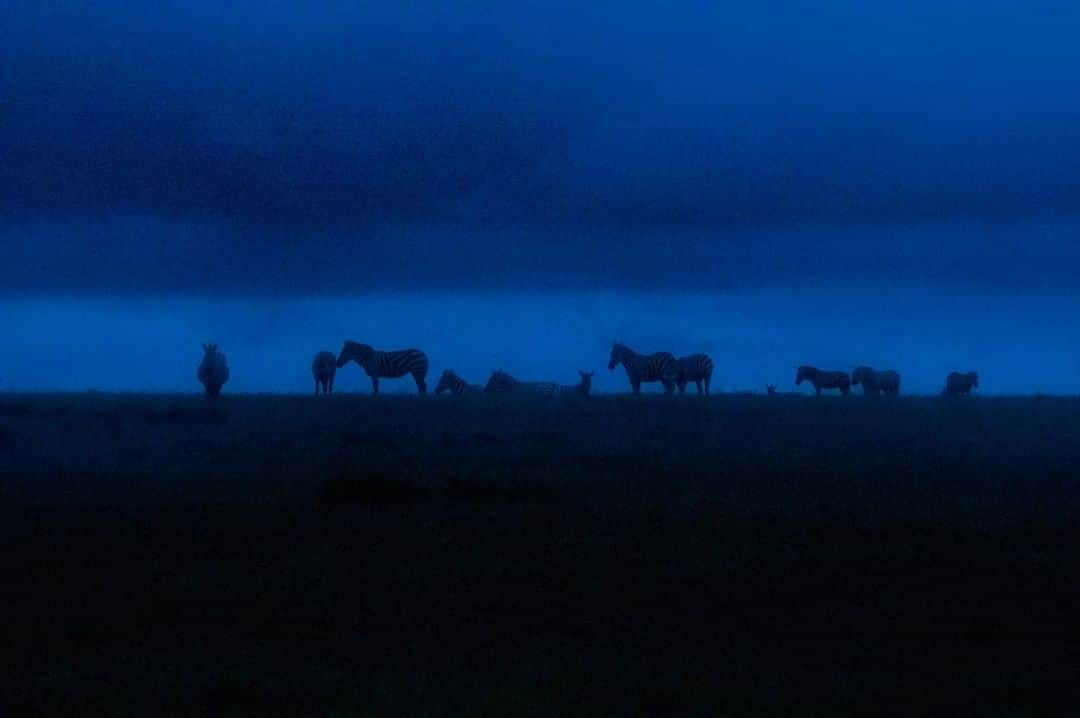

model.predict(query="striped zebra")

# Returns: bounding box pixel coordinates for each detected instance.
[943,371,978,396]
[559,370,594,396]
[608,343,677,395]
[312,351,337,395]
[435,369,482,395]
[197,343,230,398]
[851,366,901,396]
[335,341,429,394]
[676,353,714,395]
[795,365,851,396]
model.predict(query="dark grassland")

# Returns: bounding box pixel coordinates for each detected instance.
[2,393,1080,715]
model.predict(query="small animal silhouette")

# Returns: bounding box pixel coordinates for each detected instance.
[197,344,230,398]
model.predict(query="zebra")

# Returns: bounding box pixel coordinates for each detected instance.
[197,344,230,398]
[851,366,901,396]
[607,343,678,395]
[335,341,429,394]
[795,365,851,396]
[482,370,558,394]
[943,371,979,396]
[559,370,594,396]
[312,351,337,395]
[435,369,482,395]
[675,353,714,395]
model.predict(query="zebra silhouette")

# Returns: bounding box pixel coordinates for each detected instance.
[796,366,851,396]
[484,370,517,393]
[312,351,337,395]
[943,371,978,396]
[608,343,677,395]
[336,341,428,394]
[675,354,714,395]
[851,366,901,396]
[435,369,482,395]
[482,370,557,394]
[197,344,230,398]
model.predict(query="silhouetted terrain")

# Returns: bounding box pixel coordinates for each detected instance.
[2,393,1080,715]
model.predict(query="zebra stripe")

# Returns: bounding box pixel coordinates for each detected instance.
[796,365,851,396]
[435,369,482,395]
[943,371,979,396]
[608,343,677,395]
[312,351,337,395]
[336,341,429,394]
[676,353,714,395]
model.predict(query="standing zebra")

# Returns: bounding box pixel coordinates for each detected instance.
[851,366,901,396]
[675,353,714,395]
[312,351,337,395]
[943,371,979,396]
[435,369,482,395]
[608,343,677,395]
[197,344,230,398]
[335,341,429,394]
[795,366,851,396]
[560,370,594,396]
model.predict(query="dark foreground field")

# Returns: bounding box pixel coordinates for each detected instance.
[2,393,1080,715]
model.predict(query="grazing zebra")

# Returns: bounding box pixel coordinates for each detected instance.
[197,344,230,398]
[943,371,979,396]
[435,369,482,395]
[607,343,677,395]
[312,351,337,395]
[851,366,901,396]
[676,353,714,395]
[795,365,851,396]
[560,370,594,396]
[335,341,428,394]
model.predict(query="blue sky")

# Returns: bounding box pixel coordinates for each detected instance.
[2,2,1078,391]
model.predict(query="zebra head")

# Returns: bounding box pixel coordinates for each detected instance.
[434,369,457,394]
[337,341,373,368]
[608,343,628,371]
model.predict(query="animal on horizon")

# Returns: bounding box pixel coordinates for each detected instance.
[484,370,517,393]
[197,344,230,398]
[608,343,677,395]
[435,369,482,395]
[482,370,558,394]
[312,351,337,395]
[796,366,851,396]
[336,341,428,394]
[851,366,901,396]
[943,371,979,396]
[561,370,594,396]
[675,353,714,395]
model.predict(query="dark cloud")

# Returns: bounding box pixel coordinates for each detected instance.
[3,1,1080,292]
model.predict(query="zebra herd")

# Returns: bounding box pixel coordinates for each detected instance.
[196,341,980,398]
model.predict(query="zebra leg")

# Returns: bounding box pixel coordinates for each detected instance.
[371,376,380,395]
[815,386,822,396]
[632,381,641,395]
[414,372,427,394]
[704,375,711,395]
[677,381,686,395]
[329,377,334,395]
[662,380,674,395]
[695,379,703,395]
